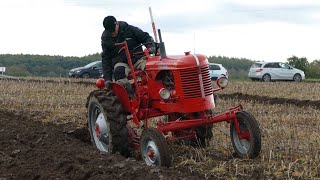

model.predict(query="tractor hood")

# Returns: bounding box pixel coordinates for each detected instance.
[146,54,209,70]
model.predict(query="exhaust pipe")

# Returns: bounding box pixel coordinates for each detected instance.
[158,29,167,59]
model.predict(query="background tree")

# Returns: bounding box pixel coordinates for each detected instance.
[286,55,309,72]
[7,65,32,77]
[306,60,320,78]
[0,53,101,77]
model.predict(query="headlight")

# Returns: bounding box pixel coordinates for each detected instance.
[216,77,228,88]
[159,88,170,99]
[75,70,81,73]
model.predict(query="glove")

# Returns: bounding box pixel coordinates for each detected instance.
[148,46,156,54]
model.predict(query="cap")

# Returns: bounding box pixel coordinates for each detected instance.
[103,16,117,33]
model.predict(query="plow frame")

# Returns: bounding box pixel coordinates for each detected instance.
[129,105,247,150]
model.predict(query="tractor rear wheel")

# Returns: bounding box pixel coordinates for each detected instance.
[86,89,130,157]
[230,110,261,158]
[140,128,171,167]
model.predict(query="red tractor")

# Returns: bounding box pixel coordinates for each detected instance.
[86,30,261,167]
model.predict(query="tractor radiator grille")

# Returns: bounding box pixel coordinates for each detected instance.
[180,65,213,99]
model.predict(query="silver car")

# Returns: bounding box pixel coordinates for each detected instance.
[248,62,305,82]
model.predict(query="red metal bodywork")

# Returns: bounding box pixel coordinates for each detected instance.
[97,41,247,150]
[157,106,241,133]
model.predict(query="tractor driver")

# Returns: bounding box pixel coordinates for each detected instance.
[101,16,156,96]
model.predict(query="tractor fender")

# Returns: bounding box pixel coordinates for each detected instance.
[110,83,132,112]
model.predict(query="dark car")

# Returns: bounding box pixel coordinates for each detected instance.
[69,61,102,79]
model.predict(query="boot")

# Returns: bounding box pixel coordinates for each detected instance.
[116,78,134,99]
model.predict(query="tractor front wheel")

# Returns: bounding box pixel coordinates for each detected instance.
[140,128,171,167]
[230,110,261,158]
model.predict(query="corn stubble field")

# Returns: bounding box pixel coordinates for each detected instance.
[1,78,320,179]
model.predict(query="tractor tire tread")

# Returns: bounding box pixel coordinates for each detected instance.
[141,128,171,167]
[230,110,261,158]
[86,89,130,157]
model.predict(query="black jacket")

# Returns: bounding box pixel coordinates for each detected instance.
[101,21,154,81]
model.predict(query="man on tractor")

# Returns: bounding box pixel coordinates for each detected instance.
[101,16,156,96]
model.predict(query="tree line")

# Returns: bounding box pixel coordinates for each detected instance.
[0,53,319,79]
[0,53,101,77]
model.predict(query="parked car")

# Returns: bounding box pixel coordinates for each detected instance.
[69,61,102,79]
[208,63,228,80]
[248,62,305,82]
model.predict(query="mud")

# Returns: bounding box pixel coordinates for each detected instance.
[0,110,203,180]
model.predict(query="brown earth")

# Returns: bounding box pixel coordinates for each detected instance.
[2,79,318,179]
[219,92,320,110]
[0,109,203,180]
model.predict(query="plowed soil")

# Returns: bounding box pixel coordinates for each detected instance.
[2,79,320,179]
[220,92,320,109]
[0,109,203,180]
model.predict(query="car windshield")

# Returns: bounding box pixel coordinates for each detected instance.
[209,64,221,70]
[251,63,262,68]
[84,61,100,68]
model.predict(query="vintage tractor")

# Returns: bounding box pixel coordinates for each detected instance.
[86,30,261,167]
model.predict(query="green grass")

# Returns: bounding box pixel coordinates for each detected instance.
[304,78,320,82]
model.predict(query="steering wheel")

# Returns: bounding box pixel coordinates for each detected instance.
[131,42,158,56]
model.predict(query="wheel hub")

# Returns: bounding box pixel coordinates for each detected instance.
[95,124,101,138]
[233,124,251,154]
[143,141,159,165]
[238,130,251,141]
[93,113,110,151]
[147,148,155,161]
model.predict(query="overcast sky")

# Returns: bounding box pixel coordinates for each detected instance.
[0,0,319,62]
